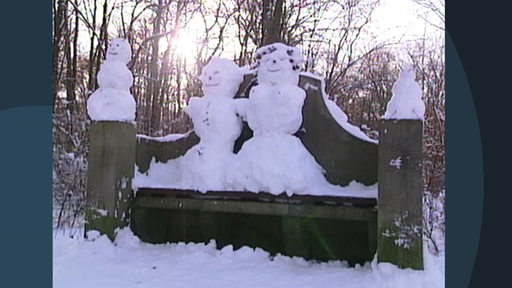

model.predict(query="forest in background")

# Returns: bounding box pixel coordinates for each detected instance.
[52,0,444,252]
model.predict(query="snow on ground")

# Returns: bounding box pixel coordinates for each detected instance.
[53,228,444,288]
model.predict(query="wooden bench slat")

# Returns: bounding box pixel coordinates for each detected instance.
[134,188,377,221]
[136,188,377,208]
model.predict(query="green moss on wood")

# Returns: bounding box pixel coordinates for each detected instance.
[378,221,423,270]
[85,209,127,241]
[86,121,136,242]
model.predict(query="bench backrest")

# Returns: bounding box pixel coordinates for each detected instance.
[136,73,378,187]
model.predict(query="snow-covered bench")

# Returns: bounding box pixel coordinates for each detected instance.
[135,73,378,186]
[131,73,380,265]
[87,73,424,269]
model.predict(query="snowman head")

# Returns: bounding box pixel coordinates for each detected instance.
[254,43,304,86]
[399,65,416,81]
[106,38,132,64]
[199,57,244,98]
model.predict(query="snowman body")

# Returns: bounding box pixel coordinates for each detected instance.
[229,43,330,195]
[87,38,136,122]
[180,58,245,191]
[383,66,425,120]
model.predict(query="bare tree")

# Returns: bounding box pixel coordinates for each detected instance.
[261,0,285,45]
[412,0,445,31]
[52,0,68,109]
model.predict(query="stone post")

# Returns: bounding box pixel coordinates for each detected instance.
[86,121,136,240]
[378,119,423,270]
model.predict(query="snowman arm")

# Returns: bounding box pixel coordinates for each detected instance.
[184,97,200,117]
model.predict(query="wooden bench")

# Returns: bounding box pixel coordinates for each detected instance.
[131,188,377,265]
[86,73,424,269]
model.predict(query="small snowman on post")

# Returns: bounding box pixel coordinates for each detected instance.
[378,65,425,270]
[382,65,425,120]
[179,57,245,191]
[85,38,137,240]
[87,38,136,122]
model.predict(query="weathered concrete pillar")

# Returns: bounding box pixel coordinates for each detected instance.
[378,119,423,270]
[86,121,136,240]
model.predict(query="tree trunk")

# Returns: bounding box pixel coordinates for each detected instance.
[149,1,164,135]
[52,0,67,110]
[87,0,98,94]
[262,0,284,45]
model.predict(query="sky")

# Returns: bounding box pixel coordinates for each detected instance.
[153,0,444,59]
[369,0,444,42]
[76,0,444,66]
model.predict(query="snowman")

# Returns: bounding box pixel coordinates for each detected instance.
[228,43,330,195]
[87,38,136,122]
[179,57,245,191]
[382,65,425,120]
[245,43,305,135]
